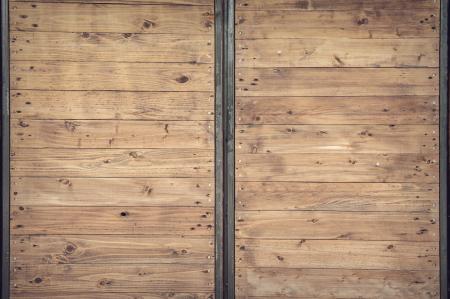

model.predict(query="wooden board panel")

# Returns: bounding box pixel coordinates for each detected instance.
[236,125,437,154]
[11,32,213,63]
[236,10,438,39]
[12,235,213,264]
[236,182,438,212]
[11,90,214,121]
[236,0,439,10]
[236,268,439,298]
[12,0,213,5]
[10,2,214,34]
[236,68,438,97]
[11,293,214,299]
[236,239,438,270]
[12,177,214,207]
[236,153,438,183]
[10,206,214,235]
[11,148,213,177]
[237,38,438,68]
[11,61,213,92]
[235,211,438,241]
[237,96,438,125]
[11,264,214,293]
[12,120,214,149]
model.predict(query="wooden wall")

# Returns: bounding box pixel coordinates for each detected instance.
[235,0,440,298]
[9,0,215,298]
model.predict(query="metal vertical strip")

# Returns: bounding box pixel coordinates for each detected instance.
[1,0,10,296]
[223,0,235,297]
[440,0,449,298]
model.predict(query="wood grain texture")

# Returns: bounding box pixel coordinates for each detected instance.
[236,0,439,10]
[236,239,438,270]
[10,206,214,235]
[237,96,438,125]
[236,182,438,212]
[236,38,439,68]
[236,68,438,97]
[11,90,214,121]
[236,10,438,39]
[11,61,213,92]
[235,211,438,241]
[12,0,213,5]
[236,124,438,154]
[12,120,214,149]
[12,235,213,264]
[236,153,438,183]
[11,32,213,63]
[12,177,214,207]
[10,293,214,299]
[10,2,214,34]
[11,264,214,293]
[11,148,213,177]
[236,267,439,298]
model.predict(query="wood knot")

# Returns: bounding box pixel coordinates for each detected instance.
[357,18,369,25]
[19,121,29,127]
[276,255,284,261]
[64,121,80,132]
[65,243,77,255]
[176,75,190,83]
[387,244,394,249]
[98,278,113,287]
[120,211,129,217]
[143,19,155,29]
[33,277,43,284]
[81,32,90,38]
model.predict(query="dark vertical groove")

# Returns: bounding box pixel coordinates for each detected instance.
[1,0,9,296]
[223,0,235,298]
[440,0,449,298]
[214,0,225,297]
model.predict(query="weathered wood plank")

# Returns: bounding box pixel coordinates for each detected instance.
[11,264,214,293]
[12,235,213,264]
[12,177,214,207]
[11,32,213,63]
[236,0,439,11]
[10,2,214,34]
[11,90,214,121]
[11,148,213,177]
[236,96,438,125]
[10,206,214,235]
[235,211,438,241]
[12,120,214,149]
[12,0,212,5]
[236,68,438,97]
[236,239,438,270]
[236,125,437,154]
[11,61,213,92]
[236,10,438,39]
[236,153,438,183]
[236,267,439,298]
[236,182,438,212]
[237,38,438,68]
[10,293,214,299]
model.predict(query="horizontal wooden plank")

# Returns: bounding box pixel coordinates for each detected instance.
[11,61,213,92]
[10,206,214,235]
[11,264,214,293]
[236,68,438,97]
[236,182,438,212]
[236,267,439,298]
[12,177,214,207]
[12,120,214,149]
[236,96,438,125]
[236,153,438,183]
[237,38,438,68]
[10,2,214,34]
[236,0,439,10]
[235,211,438,241]
[12,0,213,5]
[11,32,213,63]
[11,148,213,177]
[236,239,438,270]
[10,293,213,299]
[236,10,438,39]
[11,90,214,121]
[236,125,437,154]
[12,235,213,264]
